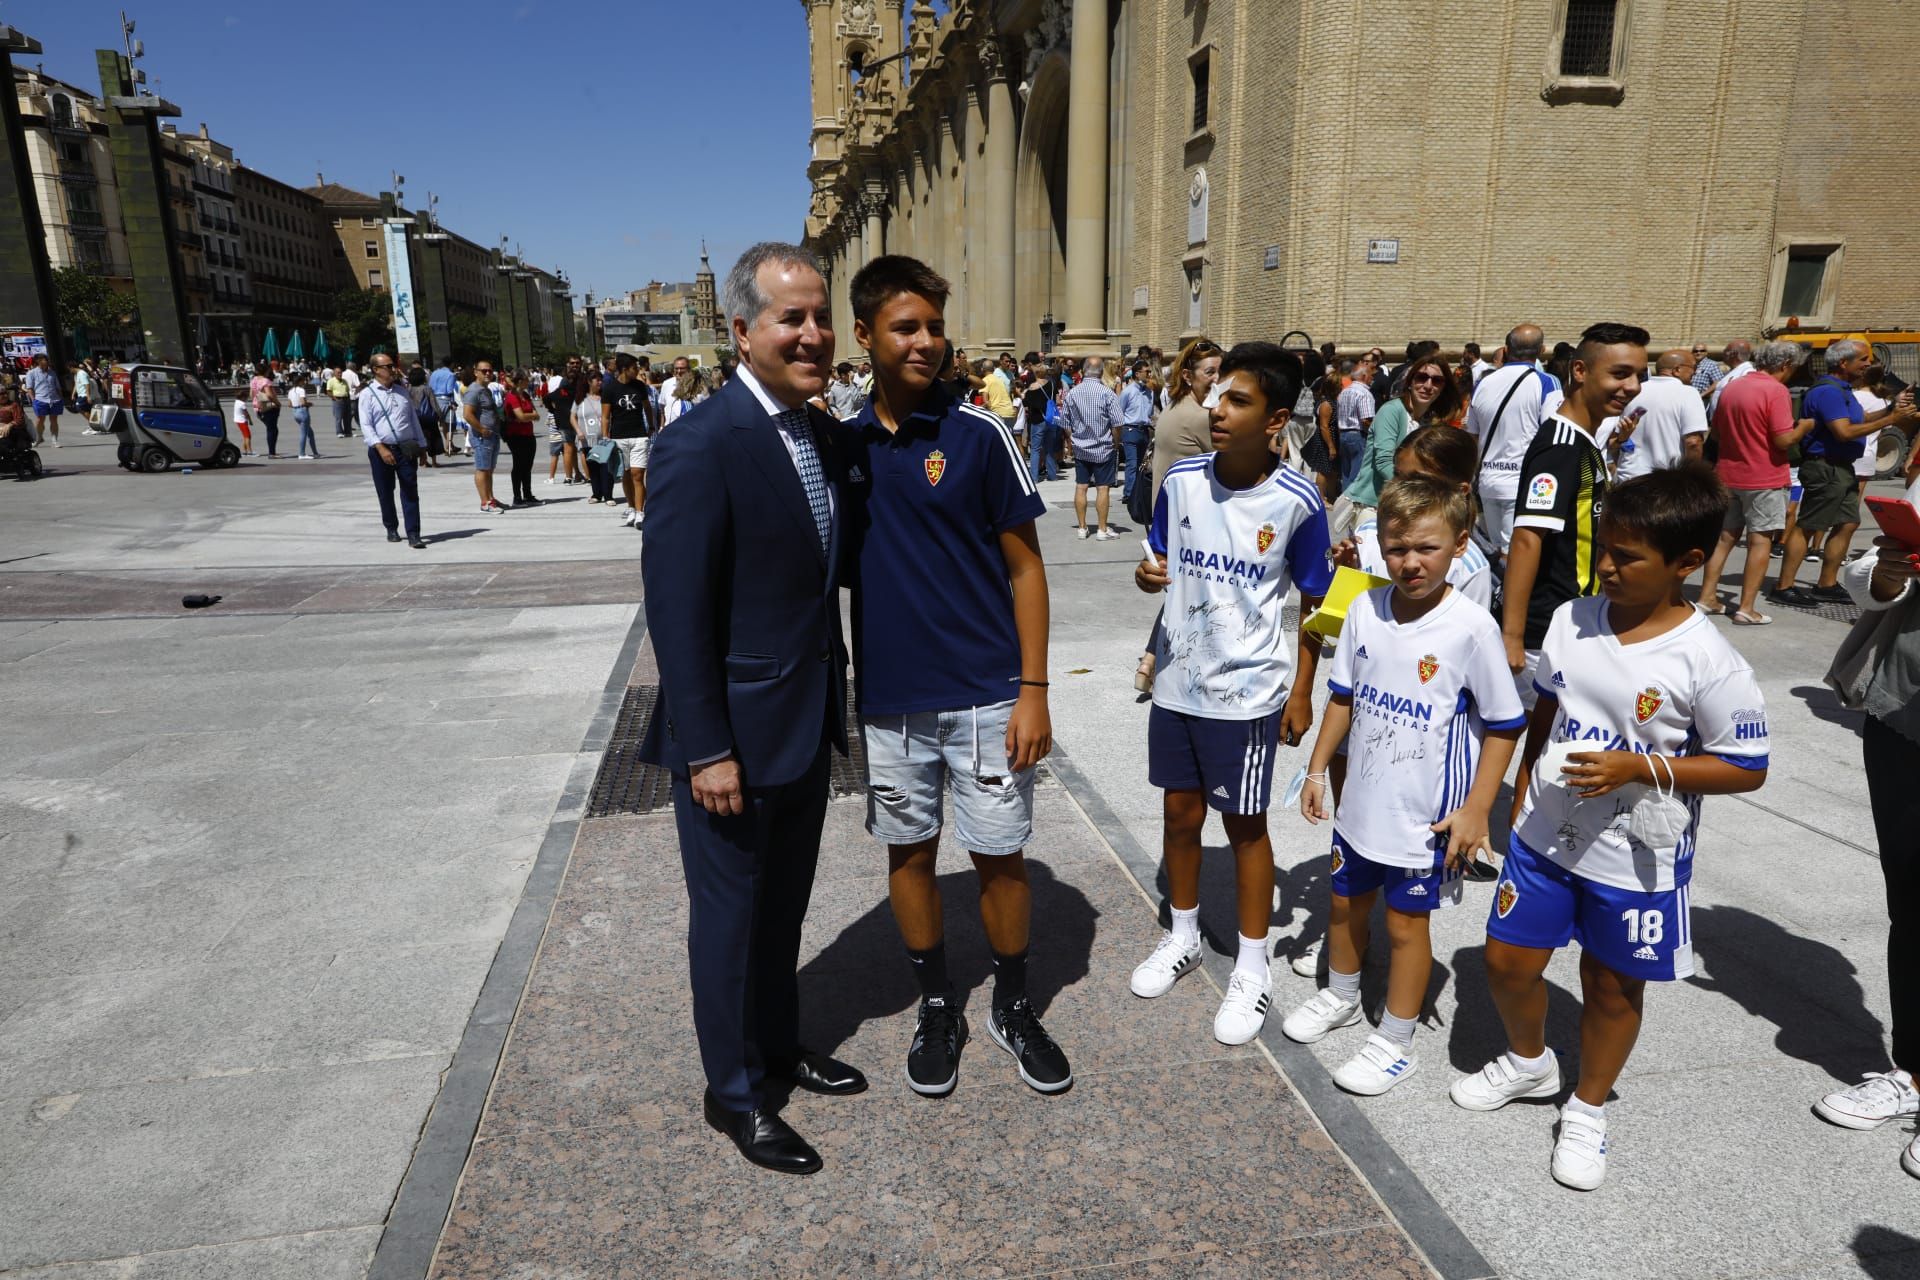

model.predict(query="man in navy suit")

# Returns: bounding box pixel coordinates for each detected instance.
[639,242,866,1175]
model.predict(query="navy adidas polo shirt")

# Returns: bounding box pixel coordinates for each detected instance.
[840,384,1048,716]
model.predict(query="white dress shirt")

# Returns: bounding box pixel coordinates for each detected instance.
[733,362,835,520]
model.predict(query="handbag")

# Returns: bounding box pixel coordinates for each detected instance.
[588,437,619,466]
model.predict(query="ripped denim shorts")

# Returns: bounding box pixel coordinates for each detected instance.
[860,698,1035,856]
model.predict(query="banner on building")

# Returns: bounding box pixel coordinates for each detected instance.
[383,221,420,358]
[2,329,48,372]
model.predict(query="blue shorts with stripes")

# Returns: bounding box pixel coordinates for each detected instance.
[1148,704,1281,815]
[1486,838,1694,981]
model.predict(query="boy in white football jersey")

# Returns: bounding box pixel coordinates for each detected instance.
[1452,464,1770,1190]
[1129,342,1334,1045]
[1283,476,1527,1092]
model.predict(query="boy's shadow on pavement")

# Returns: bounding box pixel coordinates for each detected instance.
[1688,903,1888,1083]
[798,859,1099,1061]
[1854,1226,1920,1280]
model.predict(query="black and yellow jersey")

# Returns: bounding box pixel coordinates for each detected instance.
[1513,414,1607,648]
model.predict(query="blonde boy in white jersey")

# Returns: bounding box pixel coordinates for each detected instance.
[1283,475,1526,1093]
[1452,464,1770,1190]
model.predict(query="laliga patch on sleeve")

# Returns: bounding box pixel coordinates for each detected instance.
[1525,473,1558,510]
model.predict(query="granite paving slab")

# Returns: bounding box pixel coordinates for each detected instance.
[427,769,1438,1278]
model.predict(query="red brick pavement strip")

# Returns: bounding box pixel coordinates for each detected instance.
[423,658,1439,1279]
[0,562,642,620]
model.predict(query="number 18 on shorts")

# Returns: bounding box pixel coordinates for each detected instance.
[1488,840,1695,981]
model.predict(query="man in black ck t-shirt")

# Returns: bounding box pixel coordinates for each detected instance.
[605,353,653,528]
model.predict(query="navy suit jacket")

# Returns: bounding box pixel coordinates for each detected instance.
[638,374,849,787]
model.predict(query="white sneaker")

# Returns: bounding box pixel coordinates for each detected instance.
[1075,526,1091,539]
[1333,1033,1419,1096]
[1815,1070,1920,1131]
[1213,969,1272,1045]
[1280,988,1362,1044]
[622,510,638,526]
[1552,1108,1608,1190]
[632,510,644,526]
[1904,1131,1920,1180]
[1094,528,1119,541]
[1290,940,1321,978]
[1130,931,1203,998]
[1450,1053,1562,1111]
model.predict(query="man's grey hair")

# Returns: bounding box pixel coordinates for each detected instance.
[1725,338,1753,362]
[1825,338,1868,367]
[1505,326,1545,362]
[1083,357,1105,378]
[721,241,824,330]
[1752,340,1806,373]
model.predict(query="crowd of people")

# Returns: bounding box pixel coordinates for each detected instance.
[624,238,1920,1205]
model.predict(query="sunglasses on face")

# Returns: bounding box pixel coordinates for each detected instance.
[1409,372,1446,386]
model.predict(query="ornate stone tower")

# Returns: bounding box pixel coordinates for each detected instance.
[691,242,718,343]
[803,0,904,242]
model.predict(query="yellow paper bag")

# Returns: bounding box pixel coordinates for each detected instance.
[1301,565,1393,639]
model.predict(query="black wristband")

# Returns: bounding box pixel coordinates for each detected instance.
[1019,679,1049,688]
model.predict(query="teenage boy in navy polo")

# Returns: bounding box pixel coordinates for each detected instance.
[837,255,1071,1098]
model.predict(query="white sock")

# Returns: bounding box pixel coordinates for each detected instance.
[1170,905,1201,948]
[1564,1095,1606,1123]
[1380,1011,1417,1050]
[1235,933,1269,981]
[1328,967,1361,1004]
[1508,1047,1555,1076]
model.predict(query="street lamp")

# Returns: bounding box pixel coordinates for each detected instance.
[1040,311,1063,353]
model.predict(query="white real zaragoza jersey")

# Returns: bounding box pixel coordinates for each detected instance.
[1149,454,1335,719]
[1353,516,1495,612]
[1514,597,1769,892]
[1328,587,1527,867]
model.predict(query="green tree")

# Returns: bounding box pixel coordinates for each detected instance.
[323,288,394,360]
[447,312,500,366]
[51,267,136,345]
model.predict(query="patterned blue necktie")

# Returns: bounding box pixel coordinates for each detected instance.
[780,408,832,556]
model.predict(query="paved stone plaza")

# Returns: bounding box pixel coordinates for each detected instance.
[1,411,1916,1279]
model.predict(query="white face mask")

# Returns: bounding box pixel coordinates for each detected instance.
[1625,753,1691,849]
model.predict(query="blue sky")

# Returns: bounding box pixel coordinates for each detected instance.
[17,0,842,301]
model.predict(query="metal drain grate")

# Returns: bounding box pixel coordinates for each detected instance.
[1763,596,1862,625]
[587,683,870,817]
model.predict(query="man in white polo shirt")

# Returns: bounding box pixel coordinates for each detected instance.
[1611,349,1708,480]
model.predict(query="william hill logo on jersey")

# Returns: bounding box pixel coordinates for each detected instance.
[1177,547,1268,585]
[924,450,947,487]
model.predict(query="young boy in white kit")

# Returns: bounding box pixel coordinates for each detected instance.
[1282,475,1527,1092]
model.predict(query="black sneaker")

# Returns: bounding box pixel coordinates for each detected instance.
[1808,584,1853,604]
[1768,586,1816,607]
[987,997,1073,1094]
[906,994,966,1097]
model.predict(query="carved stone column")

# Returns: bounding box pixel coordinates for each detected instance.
[979,36,1017,353]
[1057,0,1111,355]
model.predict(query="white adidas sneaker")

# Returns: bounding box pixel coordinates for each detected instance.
[1212,969,1272,1045]
[1450,1053,1562,1112]
[1332,1033,1418,1096]
[1814,1070,1920,1131]
[1130,931,1203,998]
[1552,1107,1608,1191]
[1280,988,1362,1044]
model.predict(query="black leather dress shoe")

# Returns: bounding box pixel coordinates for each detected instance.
[778,1050,868,1096]
[703,1089,822,1174]
[386,531,402,543]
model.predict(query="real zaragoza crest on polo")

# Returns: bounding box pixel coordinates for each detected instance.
[925,449,946,486]
[1634,686,1664,724]
[1417,654,1439,684]
[1256,521,1276,554]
